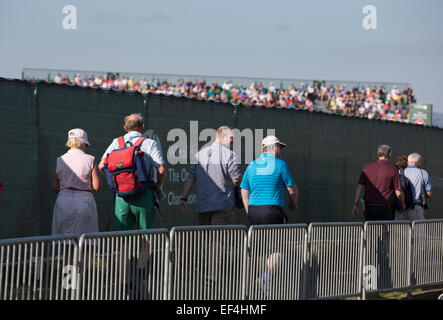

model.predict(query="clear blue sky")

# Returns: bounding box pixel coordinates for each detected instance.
[1,0,442,113]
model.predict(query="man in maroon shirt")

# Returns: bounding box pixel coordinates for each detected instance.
[352,145,405,221]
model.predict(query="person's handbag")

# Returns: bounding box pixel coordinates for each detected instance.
[420,170,430,210]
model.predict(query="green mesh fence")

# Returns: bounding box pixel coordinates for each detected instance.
[0,78,442,239]
[0,80,39,238]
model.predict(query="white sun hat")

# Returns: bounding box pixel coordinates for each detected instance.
[68,128,91,146]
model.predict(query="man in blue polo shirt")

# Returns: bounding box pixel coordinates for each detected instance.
[240,135,298,298]
[402,153,432,220]
[240,135,299,225]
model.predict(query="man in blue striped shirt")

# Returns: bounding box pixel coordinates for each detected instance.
[240,135,299,225]
[240,135,299,298]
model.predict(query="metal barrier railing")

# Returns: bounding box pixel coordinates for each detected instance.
[1,220,442,300]
[77,229,169,300]
[168,225,248,300]
[306,223,364,299]
[246,224,308,300]
[0,235,78,300]
[362,221,412,299]
[411,219,443,289]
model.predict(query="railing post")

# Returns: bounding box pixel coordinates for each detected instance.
[360,222,367,300]
[408,221,415,299]
[301,225,309,300]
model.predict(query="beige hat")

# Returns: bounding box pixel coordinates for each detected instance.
[262,135,286,148]
[68,128,91,146]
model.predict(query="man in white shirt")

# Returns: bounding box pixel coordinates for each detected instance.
[99,113,165,231]
[401,153,432,220]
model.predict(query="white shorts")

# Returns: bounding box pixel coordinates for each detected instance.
[52,190,99,235]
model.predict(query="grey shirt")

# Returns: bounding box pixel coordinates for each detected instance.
[188,142,242,213]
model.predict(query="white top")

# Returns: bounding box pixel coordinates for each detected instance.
[101,131,165,183]
[57,149,95,192]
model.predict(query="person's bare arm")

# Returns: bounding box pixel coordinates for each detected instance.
[241,188,250,214]
[91,160,101,192]
[178,178,195,214]
[287,184,299,210]
[156,164,166,189]
[52,166,60,193]
[352,184,364,218]
[98,157,105,175]
[232,175,242,186]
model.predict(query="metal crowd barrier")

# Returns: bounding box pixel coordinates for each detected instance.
[246,224,308,300]
[1,219,442,300]
[0,235,78,300]
[411,219,443,289]
[168,225,248,300]
[77,229,169,300]
[306,223,364,299]
[362,221,412,299]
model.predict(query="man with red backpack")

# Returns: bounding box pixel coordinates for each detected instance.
[99,113,165,231]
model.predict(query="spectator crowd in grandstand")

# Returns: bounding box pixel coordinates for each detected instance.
[24,72,416,123]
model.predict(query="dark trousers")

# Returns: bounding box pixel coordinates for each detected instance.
[364,205,395,221]
[248,205,287,225]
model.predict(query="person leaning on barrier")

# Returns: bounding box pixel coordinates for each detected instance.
[178,126,242,225]
[52,129,100,235]
[352,144,404,221]
[98,113,165,231]
[240,135,299,225]
[402,153,432,220]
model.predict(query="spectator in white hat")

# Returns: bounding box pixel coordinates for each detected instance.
[51,128,100,235]
[240,135,299,297]
[240,135,299,224]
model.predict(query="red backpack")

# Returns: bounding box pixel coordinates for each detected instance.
[103,136,151,199]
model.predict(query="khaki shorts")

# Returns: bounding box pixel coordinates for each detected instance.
[198,206,235,226]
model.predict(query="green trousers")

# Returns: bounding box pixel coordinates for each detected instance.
[114,189,156,231]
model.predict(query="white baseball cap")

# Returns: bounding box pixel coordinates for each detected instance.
[262,135,286,148]
[68,128,91,146]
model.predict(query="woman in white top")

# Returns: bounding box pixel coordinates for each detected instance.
[52,128,100,235]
